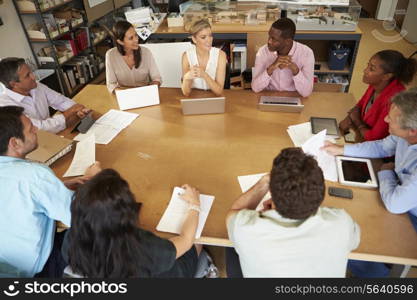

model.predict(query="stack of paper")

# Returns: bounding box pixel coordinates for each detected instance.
[63,134,95,177]
[74,109,139,144]
[237,173,270,211]
[157,187,215,239]
[301,129,338,182]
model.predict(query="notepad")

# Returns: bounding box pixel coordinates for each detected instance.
[74,109,139,144]
[156,187,215,239]
[63,134,95,177]
[237,173,271,211]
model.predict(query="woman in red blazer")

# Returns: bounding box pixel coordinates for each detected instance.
[339,50,417,141]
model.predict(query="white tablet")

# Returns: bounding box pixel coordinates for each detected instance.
[336,156,378,189]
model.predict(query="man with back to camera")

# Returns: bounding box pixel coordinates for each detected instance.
[251,18,315,98]
[0,106,100,277]
[0,57,91,134]
[225,147,360,277]
[322,88,417,277]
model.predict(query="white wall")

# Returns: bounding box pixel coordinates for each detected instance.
[0,1,34,61]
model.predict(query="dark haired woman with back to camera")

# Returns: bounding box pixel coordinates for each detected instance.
[339,50,417,141]
[105,21,162,93]
[64,169,208,278]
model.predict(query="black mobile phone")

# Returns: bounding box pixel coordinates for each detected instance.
[328,187,353,199]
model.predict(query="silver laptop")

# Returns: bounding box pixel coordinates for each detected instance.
[258,96,304,113]
[180,97,226,115]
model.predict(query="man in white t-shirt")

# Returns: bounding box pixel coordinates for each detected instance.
[226,147,360,278]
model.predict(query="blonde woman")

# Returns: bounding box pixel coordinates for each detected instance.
[181,19,227,96]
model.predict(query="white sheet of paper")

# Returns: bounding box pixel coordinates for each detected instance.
[287,122,313,147]
[237,173,271,211]
[156,187,215,239]
[287,122,336,147]
[302,129,338,182]
[115,85,160,111]
[63,134,95,177]
[74,110,139,144]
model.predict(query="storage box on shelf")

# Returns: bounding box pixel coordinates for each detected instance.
[53,7,84,28]
[167,12,183,27]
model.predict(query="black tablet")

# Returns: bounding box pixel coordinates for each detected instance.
[310,117,340,137]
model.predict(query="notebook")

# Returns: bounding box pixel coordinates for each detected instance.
[26,130,73,166]
[180,97,225,115]
[156,187,215,238]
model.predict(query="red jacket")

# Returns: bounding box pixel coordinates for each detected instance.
[356,79,405,141]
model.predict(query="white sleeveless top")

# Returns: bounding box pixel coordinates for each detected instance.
[185,45,219,90]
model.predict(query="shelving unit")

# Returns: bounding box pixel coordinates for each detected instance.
[12,0,128,97]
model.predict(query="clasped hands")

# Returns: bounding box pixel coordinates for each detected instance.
[184,65,207,80]
[269,54,299,76]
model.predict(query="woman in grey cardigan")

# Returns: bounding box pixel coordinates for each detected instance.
[105,21,161,93]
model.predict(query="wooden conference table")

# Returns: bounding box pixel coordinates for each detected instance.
[52,85,417,266]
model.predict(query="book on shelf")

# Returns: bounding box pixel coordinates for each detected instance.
[66,60,86,84]
[63,67,77,88]
[62,72,73,94]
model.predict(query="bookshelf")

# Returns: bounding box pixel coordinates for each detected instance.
[12,0,132,97]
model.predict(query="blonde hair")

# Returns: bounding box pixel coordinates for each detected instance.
[189,19,211,36]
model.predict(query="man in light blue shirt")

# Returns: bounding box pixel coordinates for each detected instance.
[323,88,417,277]
[0,57,91,133]
[0,106,99,277]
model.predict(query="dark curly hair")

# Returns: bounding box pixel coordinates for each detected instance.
[270,148,325,219]
[68,169,150,277]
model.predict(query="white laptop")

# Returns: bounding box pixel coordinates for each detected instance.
[180,97,226,115]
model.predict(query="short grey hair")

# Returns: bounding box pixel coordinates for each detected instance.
[391,88,417,129]
[0,57,26,89]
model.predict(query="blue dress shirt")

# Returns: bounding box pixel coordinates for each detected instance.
[0,156,73,277]
[344,135,417,217]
